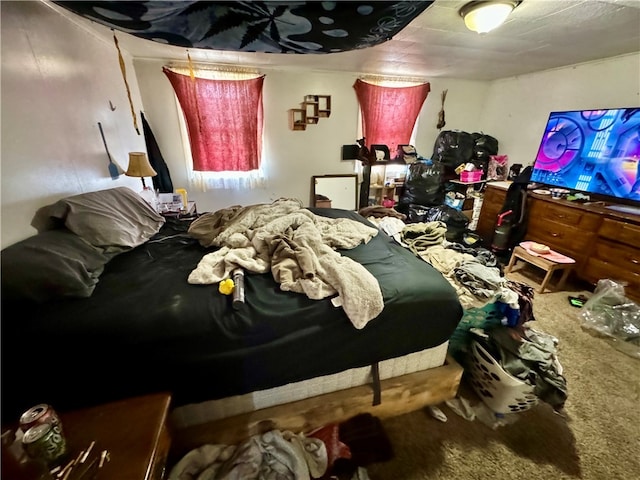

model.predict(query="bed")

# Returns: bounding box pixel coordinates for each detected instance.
[1,187,463,448]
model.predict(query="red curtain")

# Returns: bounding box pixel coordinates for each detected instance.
[163,68,264,172]
[353,79,430,153]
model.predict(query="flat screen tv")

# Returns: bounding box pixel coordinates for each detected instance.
[530,108,640,209]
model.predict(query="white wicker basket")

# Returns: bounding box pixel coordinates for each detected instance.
[468,340,538,414]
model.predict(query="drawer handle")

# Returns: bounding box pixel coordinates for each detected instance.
[632,259,639,265]
[551,232,559,237]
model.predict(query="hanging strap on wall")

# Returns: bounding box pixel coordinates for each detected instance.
[113,31,140,135]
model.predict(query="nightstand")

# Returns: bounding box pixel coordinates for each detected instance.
[3,393,172,480]
[161,201,197,219]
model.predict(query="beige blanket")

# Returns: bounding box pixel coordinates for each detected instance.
[188,198,384,329]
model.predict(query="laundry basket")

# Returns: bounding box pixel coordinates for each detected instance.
[468,340,538,414]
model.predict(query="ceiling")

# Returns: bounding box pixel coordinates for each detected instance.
[49,0,640,81]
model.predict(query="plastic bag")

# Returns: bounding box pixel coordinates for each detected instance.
[407,203,469,242]
[432,130,474,167]
[580,279,640,358]
[471,132,499,162]
[397,161,445,214]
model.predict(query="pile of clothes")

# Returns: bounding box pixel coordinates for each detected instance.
[472,324,568,410]
[168,413,392,480]
[363,207,568,415]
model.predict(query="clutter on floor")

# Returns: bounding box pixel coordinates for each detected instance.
[446,279,569,426]
[568,295,587,308]
[168,413,392,480]
[358,151,573,432]
[579,279,640,359]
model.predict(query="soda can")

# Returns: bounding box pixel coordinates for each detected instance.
[21,423,67,465]
[19,404,62,432]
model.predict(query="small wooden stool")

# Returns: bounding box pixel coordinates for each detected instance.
[505,245,574,293]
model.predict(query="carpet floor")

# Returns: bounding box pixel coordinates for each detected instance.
[367,268,640,480]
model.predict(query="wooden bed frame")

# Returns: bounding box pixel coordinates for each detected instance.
[169,354,463,459]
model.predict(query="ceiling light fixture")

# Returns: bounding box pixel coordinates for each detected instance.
[459,1,520,34]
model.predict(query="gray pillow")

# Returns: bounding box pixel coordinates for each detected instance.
[1,229,110,303]
[31,187,165,252]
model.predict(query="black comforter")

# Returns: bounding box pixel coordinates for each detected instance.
[1,209,461,418]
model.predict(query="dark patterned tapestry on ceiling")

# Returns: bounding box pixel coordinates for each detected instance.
[53,1,434,54]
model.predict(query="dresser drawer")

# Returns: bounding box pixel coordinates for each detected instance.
[599,218,640,248]
[480,199,503,222]
[529,200,600,229]
[479,187,507,219]
[476,186,508,241]
[593,239,640,274]
[526,216,595,254]
[583,257,640,301]
[483,185,507,205]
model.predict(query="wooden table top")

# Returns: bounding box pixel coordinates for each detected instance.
[3,393,172,480]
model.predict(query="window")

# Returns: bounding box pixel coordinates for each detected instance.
[163,66,265,190]
[352,78,430,209]
[353,78,431,154]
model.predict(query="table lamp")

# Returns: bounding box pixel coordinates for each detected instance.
[125,152,158,210]
[125,152,157,188]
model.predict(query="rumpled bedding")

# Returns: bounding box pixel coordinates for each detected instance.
[187,198,384,329]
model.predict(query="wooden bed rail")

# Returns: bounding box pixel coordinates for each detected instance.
[169,354,463,459]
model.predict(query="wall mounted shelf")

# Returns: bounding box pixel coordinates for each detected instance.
[289,108,307,130]
[289,95,331,130]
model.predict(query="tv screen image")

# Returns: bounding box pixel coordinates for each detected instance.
[530,108,640,202]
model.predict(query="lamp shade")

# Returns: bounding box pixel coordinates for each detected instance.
[125,152,157,178]
[460,1,518,34]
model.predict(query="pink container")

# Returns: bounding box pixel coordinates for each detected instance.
[460,170,482,182]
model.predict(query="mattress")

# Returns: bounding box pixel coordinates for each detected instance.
[2,207,462,419]
[171,341,449,428]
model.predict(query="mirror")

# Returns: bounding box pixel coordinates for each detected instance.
[312,175,358,210]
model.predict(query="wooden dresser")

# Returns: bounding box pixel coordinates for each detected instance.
[477,183,640,302]
[475,183,508,242]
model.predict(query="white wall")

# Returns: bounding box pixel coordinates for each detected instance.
[481,53,640,168]
[133,61,488,214]
[1,1,147,249]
